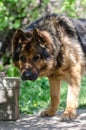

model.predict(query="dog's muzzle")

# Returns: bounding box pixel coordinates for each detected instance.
[21,69,38,81]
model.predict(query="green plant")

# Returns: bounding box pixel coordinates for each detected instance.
[0,0,49,30]
[0,64,4,71]
[6,61,20,77]
[19,77,50,114]
[61,0,77,17]
[19,76,86,114]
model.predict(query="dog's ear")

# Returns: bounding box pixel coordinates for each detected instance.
[33,29,46,43]
[33,28,53,49]
[12,29,25,62]
[12,29,25,47]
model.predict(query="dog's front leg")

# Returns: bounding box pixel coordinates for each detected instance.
[61,64,81,120]
[41,77,61,116]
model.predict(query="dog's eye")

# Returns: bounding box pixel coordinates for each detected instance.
[33,54,40,62]
[20,55,26,62]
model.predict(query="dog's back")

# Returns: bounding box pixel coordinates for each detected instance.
[72,19,86,54]
[25,14,86,55]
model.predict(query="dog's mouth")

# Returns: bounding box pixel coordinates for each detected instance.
[21,69,39,81]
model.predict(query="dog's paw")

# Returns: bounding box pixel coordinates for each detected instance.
[61,111,76,120]
[40,109,56,117]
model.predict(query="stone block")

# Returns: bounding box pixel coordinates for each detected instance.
[0,74,20,121]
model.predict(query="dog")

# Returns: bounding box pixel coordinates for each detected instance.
[12,14,86,120]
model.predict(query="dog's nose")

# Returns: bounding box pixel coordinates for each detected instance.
[21,70,38,81]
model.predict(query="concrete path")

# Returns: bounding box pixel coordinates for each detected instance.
[0,109,86,130]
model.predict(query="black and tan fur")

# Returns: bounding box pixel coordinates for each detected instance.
[12,14,86,120]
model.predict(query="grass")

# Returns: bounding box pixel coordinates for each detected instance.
[19,76,86,114]
[19,78,50,114]
[79,76,86,108]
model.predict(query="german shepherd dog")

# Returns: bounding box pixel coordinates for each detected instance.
[12,14,86,120]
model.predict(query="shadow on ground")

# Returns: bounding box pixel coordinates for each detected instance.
[0,109,86,130]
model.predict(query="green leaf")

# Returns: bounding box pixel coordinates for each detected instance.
[6,65,20,77]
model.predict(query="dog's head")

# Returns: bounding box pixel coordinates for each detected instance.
[12,29,55,80]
